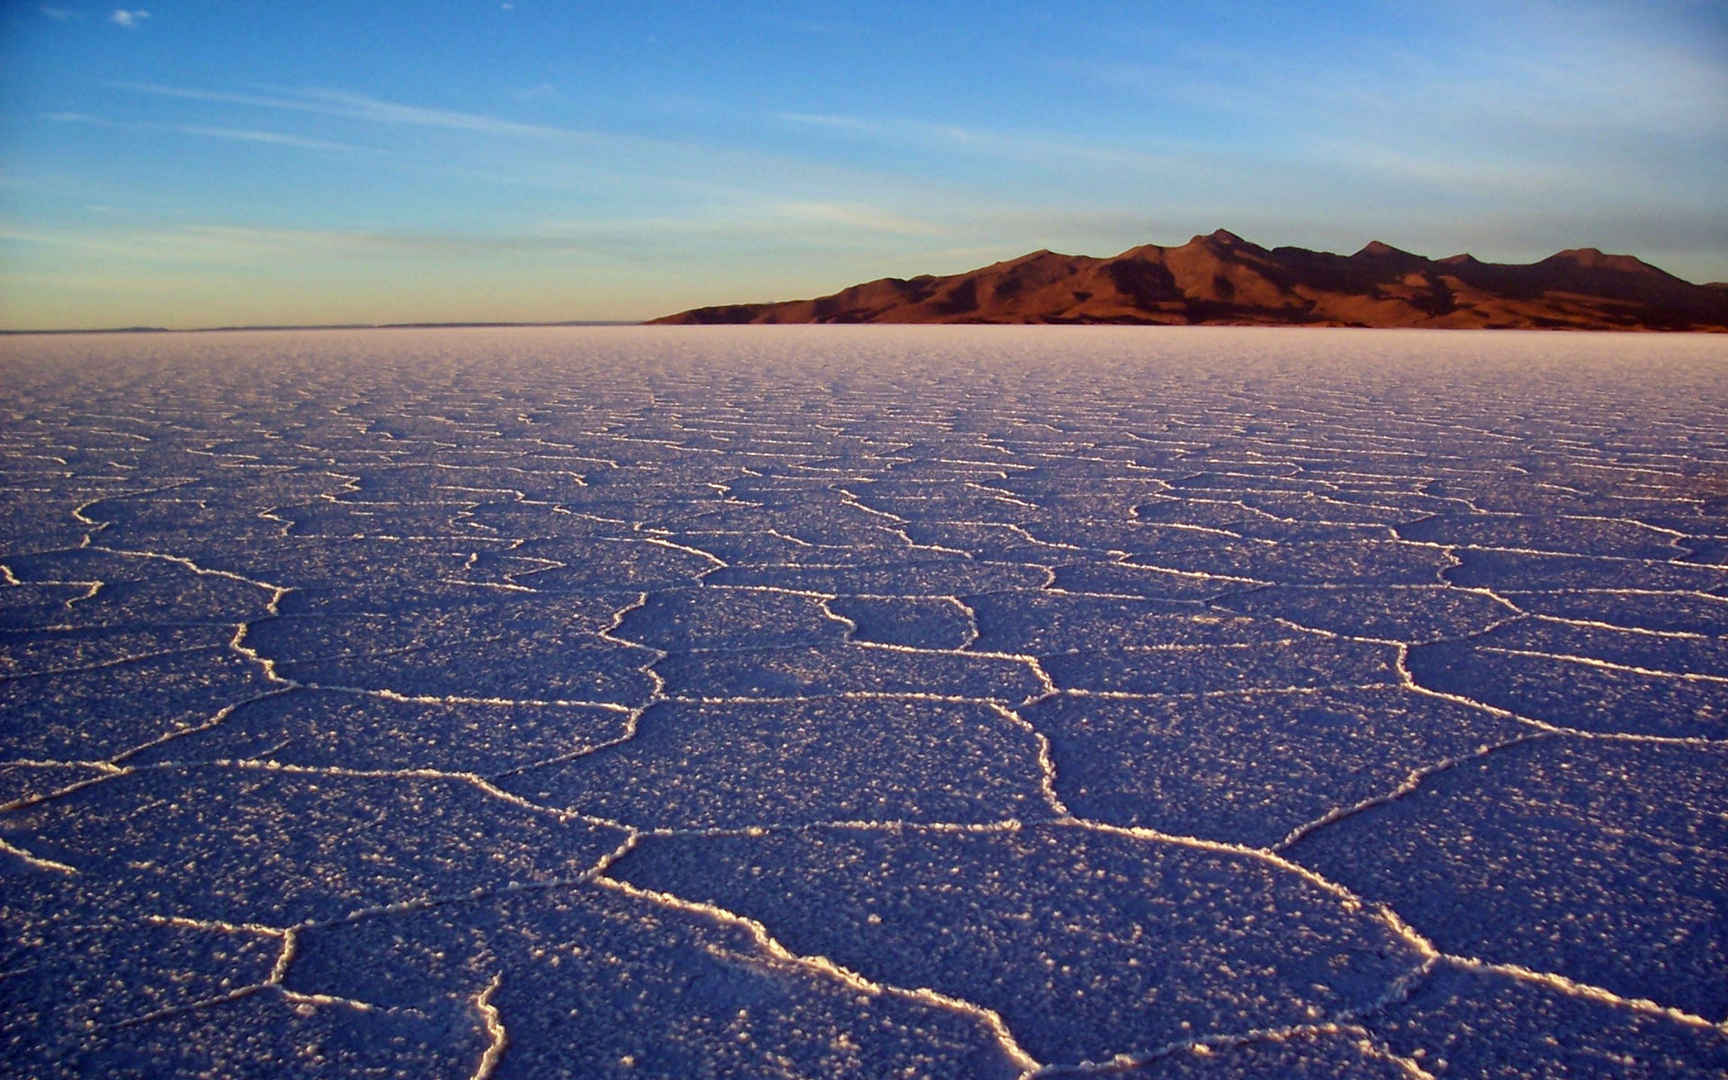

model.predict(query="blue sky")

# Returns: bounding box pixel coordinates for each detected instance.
[2,1,1724,327]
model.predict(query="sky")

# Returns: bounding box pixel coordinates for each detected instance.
[1,1,1725,329]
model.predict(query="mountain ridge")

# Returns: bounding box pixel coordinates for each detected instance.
[652,231,1728,331]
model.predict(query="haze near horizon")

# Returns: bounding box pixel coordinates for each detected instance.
[2,0,1725,329]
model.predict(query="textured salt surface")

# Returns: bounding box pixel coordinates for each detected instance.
[2,325,1726,1077]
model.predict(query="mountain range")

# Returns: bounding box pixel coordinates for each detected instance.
[653,230,1728,331]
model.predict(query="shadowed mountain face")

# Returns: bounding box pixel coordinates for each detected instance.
[653,230,1728,330]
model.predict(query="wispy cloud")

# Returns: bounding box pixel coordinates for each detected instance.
[536,199,949,242]
[45,110,367,153]
[41,6,78,19]
[159,224,579,258]
[99,82,902,205]
[174,125,367,152]
[108,8,148,27]
[0,222,609,263]
[1066,9,1727,145]
[778,111,1181,171]
[111,82,595,140]
[296,88,576,137]
[774,201,946,237]
[1296,139,1585,195]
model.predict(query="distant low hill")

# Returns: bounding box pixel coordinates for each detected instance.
[652,230,1728,331]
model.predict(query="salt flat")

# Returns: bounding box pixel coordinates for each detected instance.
[2,325,1725,1077]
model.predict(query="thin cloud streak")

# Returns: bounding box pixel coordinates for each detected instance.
[291,88,584,138]
[110,82,600,140]
[94,85,941,210]
[45,111,368,153]
[1295,139,1590,196]
[537,200,950,242]
[1069,16,1726,144]
[775,201,947,237]
[1,222,610,262]
[174,125,368,152]
[778,111,1184,171]
[3,203,959,271]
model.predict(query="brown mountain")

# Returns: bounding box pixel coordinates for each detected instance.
[652,230,1728,330]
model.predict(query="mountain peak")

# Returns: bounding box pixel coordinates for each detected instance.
[1548,247,1616,265]
[1196,228,1247,247]
[1544,248,1663,275]
[1354,240,1412,259]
